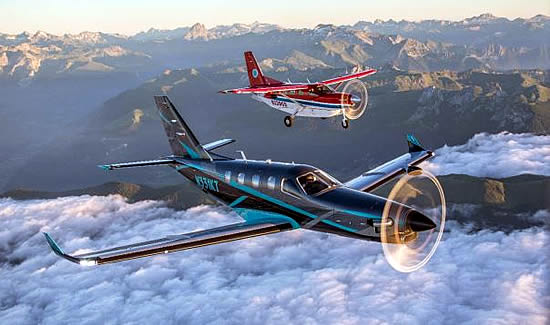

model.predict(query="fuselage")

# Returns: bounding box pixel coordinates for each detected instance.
[171,157,400,242]
[252,85,353,118]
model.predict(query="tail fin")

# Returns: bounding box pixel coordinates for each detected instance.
[407,134,425,153]
[154,96,211,160]
[244,51,282,87]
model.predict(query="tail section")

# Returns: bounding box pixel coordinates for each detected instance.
[244,51,282,87]
[407,134,425,153]
[154,96,211,160]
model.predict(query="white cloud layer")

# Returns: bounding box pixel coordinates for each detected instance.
[422,132,550,178]
[0,196,548,324]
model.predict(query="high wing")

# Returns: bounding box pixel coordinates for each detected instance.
[345,135,433,193]
[219,84,310,94]
[320,69,377,86]
[44,221,293,266]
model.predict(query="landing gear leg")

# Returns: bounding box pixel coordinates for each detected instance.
[341,118,349,129]
[284,116,293,127]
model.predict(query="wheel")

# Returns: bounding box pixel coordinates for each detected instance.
[284,116,293,127]
[341,119,349,129]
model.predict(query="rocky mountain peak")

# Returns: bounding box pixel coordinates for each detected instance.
[184,23,210,40]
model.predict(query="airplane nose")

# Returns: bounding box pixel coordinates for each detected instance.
[406,210,436,232]
[350,95,361,103]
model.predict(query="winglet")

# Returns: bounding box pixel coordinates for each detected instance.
[98,164,112,171]
[44,232,65,256]
[407,134,425,153]
[43,233,95,265]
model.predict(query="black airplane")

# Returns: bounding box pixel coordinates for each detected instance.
[44,96,441,271]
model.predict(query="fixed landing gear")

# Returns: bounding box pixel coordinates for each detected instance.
[341,119,349,129]
[284,116,294,127]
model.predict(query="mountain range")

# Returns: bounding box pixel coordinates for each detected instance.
[1,14,549,82]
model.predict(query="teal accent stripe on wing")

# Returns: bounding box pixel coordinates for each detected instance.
[229,196,248,207]
[234,208,300,229]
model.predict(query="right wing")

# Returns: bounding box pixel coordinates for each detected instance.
[345,135,433,193]
[219,84,309,94]
[44,221,293,266]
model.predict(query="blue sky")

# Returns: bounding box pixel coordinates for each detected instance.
[0,0,548,35]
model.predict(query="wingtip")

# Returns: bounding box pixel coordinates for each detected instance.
[43,232,96,266]
[98,164,112,171]
[43,232,64,256]
[407,134,427,153]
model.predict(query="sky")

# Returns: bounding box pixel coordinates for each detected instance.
[0,0,549,35]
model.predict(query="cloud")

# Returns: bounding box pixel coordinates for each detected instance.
[0,196,548,324]
[422,132,550,178]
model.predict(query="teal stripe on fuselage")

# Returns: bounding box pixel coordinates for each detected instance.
[340,209,381,220]
[229,195,248,207]
[181,161,370,234]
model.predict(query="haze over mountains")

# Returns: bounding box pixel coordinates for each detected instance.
[1,13,549,83]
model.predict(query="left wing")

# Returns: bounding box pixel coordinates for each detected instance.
[344,135,433,193]
[320,69,377,86]
[44,221,293,266]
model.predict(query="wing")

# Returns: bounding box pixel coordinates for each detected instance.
[44,221,293,266]
[320,69,377,86]
[219,84,309,94]
[345,135,433,193]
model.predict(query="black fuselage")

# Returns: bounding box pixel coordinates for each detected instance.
[172,157,399,242]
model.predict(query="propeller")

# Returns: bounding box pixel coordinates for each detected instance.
[380,169,446,273]
[340,79,369,120]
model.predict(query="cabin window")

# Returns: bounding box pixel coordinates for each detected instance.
[297,172,329,196]
[267,176,277,190]
[237,173,245,184]
[252,175,260,188]
[224,171,231,183]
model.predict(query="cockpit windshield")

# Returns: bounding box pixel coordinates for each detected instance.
[296,170,340,196]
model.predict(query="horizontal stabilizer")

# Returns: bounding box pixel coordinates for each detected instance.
[44,221,293,266]
[202,138,235,152]
[98,158,176,171]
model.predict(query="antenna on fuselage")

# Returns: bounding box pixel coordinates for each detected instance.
[236,150,247,161]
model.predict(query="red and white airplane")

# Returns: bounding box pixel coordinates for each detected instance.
[220,51,376,128]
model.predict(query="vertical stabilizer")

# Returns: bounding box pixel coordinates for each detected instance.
[244,51,282,87]
[154,96,211,160]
